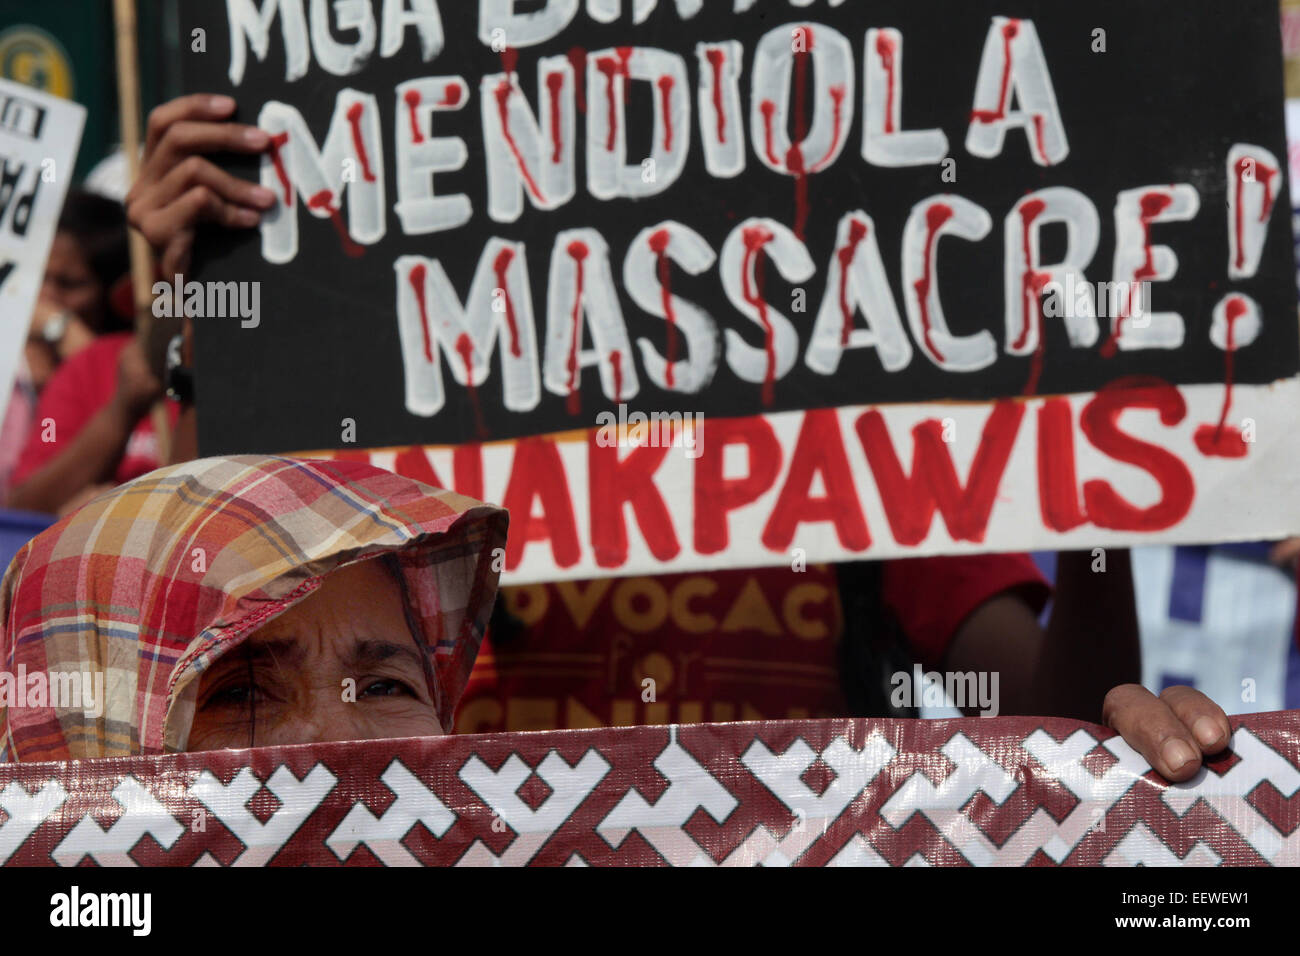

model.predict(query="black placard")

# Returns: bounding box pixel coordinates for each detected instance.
[180,0,1297,455]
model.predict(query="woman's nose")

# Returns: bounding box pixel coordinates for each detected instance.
[262,697,364,747]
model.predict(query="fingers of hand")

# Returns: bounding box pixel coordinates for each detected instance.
[136,185,259,253]
[144,94,237,156]
[1158,685,1232,755]
[163,120,269,165]
[135,154,274,219]
[1102,683,1205,782]
[134,120,269,208]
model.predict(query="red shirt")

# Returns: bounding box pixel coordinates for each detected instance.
[456,555,1049,733]
[13,333,178,490]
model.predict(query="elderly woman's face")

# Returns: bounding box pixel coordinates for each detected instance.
[187,558,442,751]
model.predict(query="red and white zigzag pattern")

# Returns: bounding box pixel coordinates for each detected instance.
[0,714,1295,866]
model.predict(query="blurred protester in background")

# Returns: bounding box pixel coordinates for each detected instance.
[0,190,134,502]
[5,187,179,516]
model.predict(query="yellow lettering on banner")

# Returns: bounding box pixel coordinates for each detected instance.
[679,701,704,724]
[507,698,558,731]
[741,703,764,721]
[555,579,613,629]
[644,702,670,724]
[566,696,605,729]
[503,584,549,626]
[783,583,831,640]
[456,699,502,735]
[670,576,718,633]
[710,702,735,722]
[612,577,669,632]
[720,578,783,635]
[786,707,810,719]
[611,700,637,726]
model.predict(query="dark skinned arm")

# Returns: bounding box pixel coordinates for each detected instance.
[942,549,1140,722]
[8,400,137,514]
[8,340,161,514]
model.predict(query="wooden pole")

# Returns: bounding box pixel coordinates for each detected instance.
[112,0,171,463]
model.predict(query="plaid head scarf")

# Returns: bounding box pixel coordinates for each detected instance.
[0,455,508,762]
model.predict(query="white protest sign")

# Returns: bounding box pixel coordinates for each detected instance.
[0,78,86,426]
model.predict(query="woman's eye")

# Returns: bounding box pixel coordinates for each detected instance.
[205,684,256,708]
[362,679,414,699]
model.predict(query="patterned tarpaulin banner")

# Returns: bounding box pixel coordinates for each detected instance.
[1,714,1296,866]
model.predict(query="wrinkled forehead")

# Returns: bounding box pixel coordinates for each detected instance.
[221,557,428,669]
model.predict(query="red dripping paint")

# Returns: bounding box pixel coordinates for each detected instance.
[615,47,633,101]
[1013,200,1048,350]
[971,20,1019,124]
[499,46,518,76]
[610,349,624,404]
[788,27,813,239]
[812,85,846,170]
[593,48,634,153]
[705,47,727,143]
[493,79,546,203]
[838,219,869,347]
[268,132,292,205]
[345,102,376,182]
[440,85,462,107]
[741,226,778,406]
[404,89,424,144]
[1031,113,1047,161]
[788,143,809,240]
[492,247,522,358]
[567,47,587,113]
[596,56,622,152]
[657,75,675,152]
[876,33,897,134]
[1217,297,1245,434]
[649,228,679,388]
[456,333,489,439]
[1101,190,1173,357]
[759,100,780,165]
[1134,192,1174,275]
[1015,199,1051,395]
[1194,296,1249,457]
[308,190,364,257]
[912,203,953,363]
[566,241,589,415]
[546,72,565,163]
[408,263,432,363]
[1233,156,1279,271]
